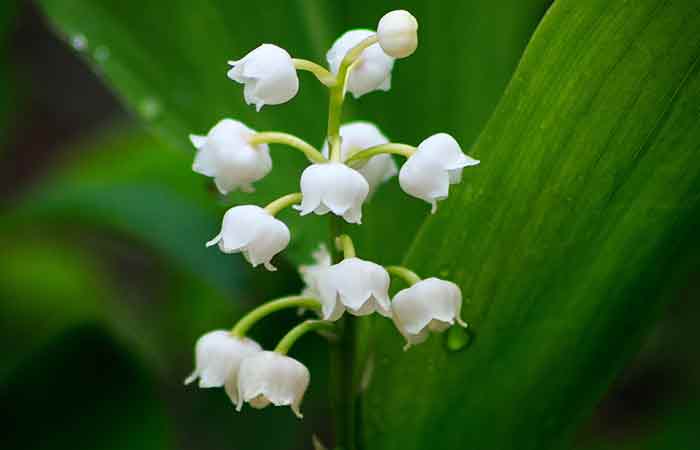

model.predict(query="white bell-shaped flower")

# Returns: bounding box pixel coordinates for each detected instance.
[321,122,397,196]
[184,330,262,390]
[327,29,395,98]
[227,44,299,111]
[236,351,310,418]
[377,10,418,58]
[391,278,466,349]
[399,133,479,213]
[299,244,332,298]
[207,205,290,271]
[317,257,391,320]
[190,119,272,194]
[296,163,369,224]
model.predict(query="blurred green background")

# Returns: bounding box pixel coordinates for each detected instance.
[1,1,699,449]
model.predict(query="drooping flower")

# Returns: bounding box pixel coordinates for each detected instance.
[399,133,479,213]
[227,44,299,111]
[321,122,398,196]
[299,244,332,298]
[391,277,466,350]
[327,29,395,98]
[377,10,418,58]
[296,163,369,224]
[185,330,262,390]
[207,205,290,271]
[235,351,310,418]
[190,119,272,194]
[317,257,391,320]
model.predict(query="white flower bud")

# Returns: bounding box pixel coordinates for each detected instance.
[327,29,395,98]
[190,119,272,194]
[377,10,418,58]
[317,257,391,320]
[399,133,479,213]
[236,351,310,419]
[227,44,299,111]
[321,122,398,196]
[185,330,262,392]
[207,205,290,271]
[391,278,465,350]
[296,163,369,224]
[299,244,332,298]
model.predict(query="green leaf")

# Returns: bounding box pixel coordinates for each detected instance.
[363,1,700,449]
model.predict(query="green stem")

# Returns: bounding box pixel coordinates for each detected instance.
[344,143,416,165]
[264,193,303,216]
[386,266,422,286]
[230,296,321,337]
[249,132,327,163]
[337,234,357,259]
[274,320,336,354]
[292,58,338,87]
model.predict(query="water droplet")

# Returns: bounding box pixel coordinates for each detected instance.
[140,98,161,120]
[445,325,472,352]
[71,34,88,51]
[94,46,110,63]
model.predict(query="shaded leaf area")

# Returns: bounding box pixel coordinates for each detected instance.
[0,0,18,144]
[35,0,552,266]
[364,1,700,449]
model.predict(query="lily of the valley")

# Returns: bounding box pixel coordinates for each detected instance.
[184,330,262,389]
[228,44,299,111]
[327,29,394,98]
[236,351,310,418]
[322,122,397,196]
[299,244,332,298]
[317,257,391,320]
[391,277,466,349]
[296,162,369,224]
[190,119,272,194]
[207,205,290,271]
[377,10,418,58]
[399,133,479,213]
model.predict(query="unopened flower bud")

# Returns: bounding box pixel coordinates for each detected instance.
[377,10,418,58]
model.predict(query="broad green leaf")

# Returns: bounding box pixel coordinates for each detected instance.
[35,0,551,266]
[363,1,700,449]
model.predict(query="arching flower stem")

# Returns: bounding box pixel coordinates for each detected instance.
[327,34,380,163]
[292,58,338,87]
[230,296,321,338]
[386,265,422,286]
[249,132,327,163]
[274,319,337,355]
[336,234,356,259]
[264,192,303,216]
[344,143,416,165]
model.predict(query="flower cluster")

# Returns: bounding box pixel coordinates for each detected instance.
[185,10,479,420]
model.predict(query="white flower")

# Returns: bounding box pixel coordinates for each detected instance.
[377,10,418,58]
[184,330,262,390]
[321,122,398,196]
[399,133,479,213]
[317,257,391,320]
[296,163,369,224]
[236,351,310,418]
[299,244,332,298]
[391,278,466,350]
[327,29,395,98]
[207,205,290,271]
[227,44,299,111]
[190,119,272,194]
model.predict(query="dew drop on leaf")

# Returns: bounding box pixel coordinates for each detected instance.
[94,46,110,63]
[71,34,88,51]
[139,98,161,120]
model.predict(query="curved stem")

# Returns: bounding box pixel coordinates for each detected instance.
[344,143,416,165]
[293,58,337,87]
[336,234,356,259]
[274,320,337,355]
[230,296,321,337]
[265,193,302,216]
[249,132,327,163]
[386,266,422,286]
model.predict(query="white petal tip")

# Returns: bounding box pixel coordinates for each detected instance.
[264,262,278,271]
[184,374,197,385]
[205,235,221,247]
[430,202,437,214]
[457,317,468,328]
